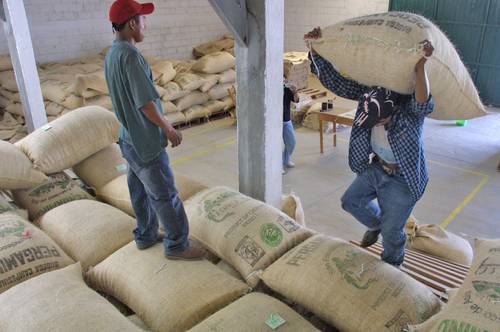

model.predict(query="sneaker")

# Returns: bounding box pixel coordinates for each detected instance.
[360,229,381,248]
[165,245,206,261]
[136,234,164,250]
[282,168,287,175]
[285,161,295,168]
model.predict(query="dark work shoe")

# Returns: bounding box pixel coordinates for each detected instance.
[165,245,206,261]
[360,229,381,248]
[136,234,164,250]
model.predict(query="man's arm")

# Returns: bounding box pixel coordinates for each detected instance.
[140,101,182,147]
[305,27,367,100]
[309,51,367,101]
[409,40,435,116]
[287,85,299,103]
[125,53,182,147]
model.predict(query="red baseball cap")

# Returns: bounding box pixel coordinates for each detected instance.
[109,0,154,24]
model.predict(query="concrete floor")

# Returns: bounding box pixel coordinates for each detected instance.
[170,111,500,242]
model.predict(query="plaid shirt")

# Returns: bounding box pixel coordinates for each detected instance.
[310,53,434,202]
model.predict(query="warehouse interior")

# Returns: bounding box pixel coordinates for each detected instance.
[0,0,499,331]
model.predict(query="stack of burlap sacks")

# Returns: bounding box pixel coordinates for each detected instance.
[0,43,238,144]
[0,53,111,143]
[156,51,236,126]
[0,106,494,332]
[192,35,235,58]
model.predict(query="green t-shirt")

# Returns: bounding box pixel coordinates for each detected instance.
[104,39,166,163]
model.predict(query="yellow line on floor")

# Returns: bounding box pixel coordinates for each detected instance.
[440,175,490,228]
[427,159,488,177]
[181,119,233,139]
[171,137,236,166]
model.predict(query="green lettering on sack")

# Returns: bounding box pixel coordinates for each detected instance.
[260,224,283,248]
[265,314,286,330]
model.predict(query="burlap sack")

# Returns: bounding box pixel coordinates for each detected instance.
[0,54,12,72]
[208,83,232,100]
[406,223,473,266]
[262,235,442,332]
[175,91,209,111]
[61,93,84,109]
[408,238,500,332]
[0,94,9,109]
[151,60,176,86]
[84,94,113,110]
[0,195,28,219]
[173,60,196,74]
[281,193,306,227]
[193,38,234,58]
[155,84,167,98]
[45,101,67,116]
[216,259,244,281]
[0,212,73,294]
[310,12,486,120]
[284,52,311,90]
[40,79,70,104]
[128,315,151,331]
[184,187,313,287]
[0,263,141,332]
[192,51,235,74]
[184,105,209,122]
[87,243,249,332]
[73,143,127,189]
[16,106,120,174]
[0,127,17,141]
[0,112,18,130]
[175,72,206,91]
[97,173,208,216]
[218,69,236,84]
[199,74,220,92]
[81,89,104,99]
[204,100,226,116]
[166,111,186,126]
[12,172,94,220]
[162,100,179,114]
[5,102,23,116]
[70,72,109,97]
[0,88,20,103]
[190,292,320,332]
[0,71,18,91]
[162,81,189,101]
[0,141,47,190]
[35,200,135,270]
[221,96,235,110]
[302,103,334,132]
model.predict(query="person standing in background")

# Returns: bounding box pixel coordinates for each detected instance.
[283,75,299,175]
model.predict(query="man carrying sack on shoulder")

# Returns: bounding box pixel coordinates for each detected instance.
[305,27,435,267]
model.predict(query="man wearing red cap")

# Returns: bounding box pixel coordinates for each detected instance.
[105,0,205,260]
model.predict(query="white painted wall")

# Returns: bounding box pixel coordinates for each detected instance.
[0,0,389,63]
[285,0,390,51]
[0,0,229,63]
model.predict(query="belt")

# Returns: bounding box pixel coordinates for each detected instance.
[372,154,400,176]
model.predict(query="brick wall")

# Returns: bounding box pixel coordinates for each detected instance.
[0,0,389,63]
[285,0,390,51]
[0,0,229,63]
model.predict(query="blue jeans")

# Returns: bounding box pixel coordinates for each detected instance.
[341,163,416,266]
[283,120,296,166]
[119,139,189,255]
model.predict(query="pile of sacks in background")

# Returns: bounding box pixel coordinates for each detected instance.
[0,36,238,144]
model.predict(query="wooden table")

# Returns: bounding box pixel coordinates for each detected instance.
[311,109,355,153]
